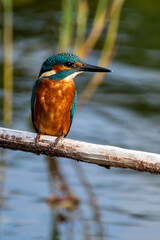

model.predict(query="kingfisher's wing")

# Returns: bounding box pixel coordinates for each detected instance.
[31,79,40,132]
[70,90,77,126]
[65,90,77,136]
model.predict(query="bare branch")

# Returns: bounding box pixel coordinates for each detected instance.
[0,127,160,174]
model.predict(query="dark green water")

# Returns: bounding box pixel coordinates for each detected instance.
[0,0,160,239]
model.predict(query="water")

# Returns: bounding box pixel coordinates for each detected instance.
[0,0,160,239]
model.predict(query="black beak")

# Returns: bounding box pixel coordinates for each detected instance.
[78,63,112,73]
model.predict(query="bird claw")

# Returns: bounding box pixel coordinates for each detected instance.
[35,132,43,149]
[53,132,65,148]
[35,132,65,149]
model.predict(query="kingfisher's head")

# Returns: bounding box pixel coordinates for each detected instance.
[39,53,111,81]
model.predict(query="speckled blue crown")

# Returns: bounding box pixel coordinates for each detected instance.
[39,53,85,77]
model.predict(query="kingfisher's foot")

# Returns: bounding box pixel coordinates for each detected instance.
[53,132,65,147]
[35,132,43,149]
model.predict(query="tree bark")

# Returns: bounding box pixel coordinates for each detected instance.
[0,127,160,174]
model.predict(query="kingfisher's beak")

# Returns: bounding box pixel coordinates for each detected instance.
[78,63,112,73]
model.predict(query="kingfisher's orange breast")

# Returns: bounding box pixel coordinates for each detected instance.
[34,78,75,137]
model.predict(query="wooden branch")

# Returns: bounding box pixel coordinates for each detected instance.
[0,127,160,174]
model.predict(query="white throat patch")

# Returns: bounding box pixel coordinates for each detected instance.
[65,71,82,82]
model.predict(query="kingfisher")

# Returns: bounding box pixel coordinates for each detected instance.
[31,53,111,147]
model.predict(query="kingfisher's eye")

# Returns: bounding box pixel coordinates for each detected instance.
[65,62,74,67]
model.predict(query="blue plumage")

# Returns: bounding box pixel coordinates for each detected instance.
[70,91,77,129]
[31,79,41,132]
[39,53,85,77]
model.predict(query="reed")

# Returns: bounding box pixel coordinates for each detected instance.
[78,0,124,108]
[3,0,13,127]
[77,0,109,58]
[74,0,88,52]
[59,0,76,52]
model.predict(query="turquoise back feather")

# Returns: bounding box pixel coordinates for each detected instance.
[70,91,77,127]
[65,91,77,136]
[31,79,41,132]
